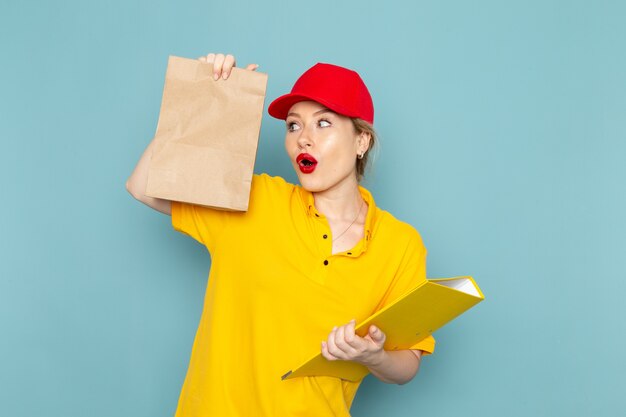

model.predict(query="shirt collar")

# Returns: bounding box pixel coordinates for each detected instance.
[298,184,376,246]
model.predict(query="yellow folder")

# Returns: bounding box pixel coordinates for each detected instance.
[281,276,484,382]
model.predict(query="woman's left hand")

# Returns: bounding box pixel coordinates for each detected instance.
[321,320,387,367]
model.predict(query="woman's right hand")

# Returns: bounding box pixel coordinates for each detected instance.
[198,53,258,81]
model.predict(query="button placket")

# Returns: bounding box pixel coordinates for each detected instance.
[310,210,334,274]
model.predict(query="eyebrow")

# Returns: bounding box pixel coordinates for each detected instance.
[287,108,335,118]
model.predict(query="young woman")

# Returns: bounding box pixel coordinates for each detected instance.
[127,53,435,417]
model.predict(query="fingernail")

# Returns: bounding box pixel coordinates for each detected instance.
[213,72,219,80]
[222,71,229,79]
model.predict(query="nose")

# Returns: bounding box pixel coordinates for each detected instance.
[296,127,313,150]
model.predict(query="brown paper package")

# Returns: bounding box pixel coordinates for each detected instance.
[146,56,268,211]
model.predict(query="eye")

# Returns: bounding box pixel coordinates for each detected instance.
[286,121,300,132]
[318,119,331,128]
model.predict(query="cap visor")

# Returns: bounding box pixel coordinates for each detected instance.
[268,93,359,121]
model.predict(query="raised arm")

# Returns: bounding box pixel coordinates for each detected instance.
[125,53,258,215]
[126,138,172,215]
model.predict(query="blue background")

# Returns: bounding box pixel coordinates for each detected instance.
[1,1,624,416]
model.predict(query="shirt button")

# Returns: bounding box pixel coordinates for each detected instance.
[323,234,328,239]
[315,213,320,217]
[323,260,329,266]
[347,252,352,255]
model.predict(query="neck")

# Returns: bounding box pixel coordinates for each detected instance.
[313,177,364,221]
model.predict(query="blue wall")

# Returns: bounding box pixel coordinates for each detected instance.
[1,1,624,416]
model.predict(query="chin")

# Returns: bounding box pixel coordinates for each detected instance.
[297,175,327,193]
[293,166,358,193]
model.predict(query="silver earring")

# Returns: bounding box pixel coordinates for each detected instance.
[357,152,364,160]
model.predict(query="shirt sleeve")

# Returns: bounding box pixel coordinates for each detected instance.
[171,200,231,252]
[377,225,436,355]
[170,174,290,253]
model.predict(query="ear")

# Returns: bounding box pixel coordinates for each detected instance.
[357,131,372,155]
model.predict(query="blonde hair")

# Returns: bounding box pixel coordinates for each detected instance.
[352,118,378,182]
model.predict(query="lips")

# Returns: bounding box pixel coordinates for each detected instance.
[296,153,318,174]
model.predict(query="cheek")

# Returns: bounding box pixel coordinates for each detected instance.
[323,135,356,160]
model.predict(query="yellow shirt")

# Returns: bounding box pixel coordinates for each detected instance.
[171,174,435,417]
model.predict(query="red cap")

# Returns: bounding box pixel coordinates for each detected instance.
[268,63,374,124]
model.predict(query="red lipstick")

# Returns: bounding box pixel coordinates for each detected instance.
[296,153,318,174]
